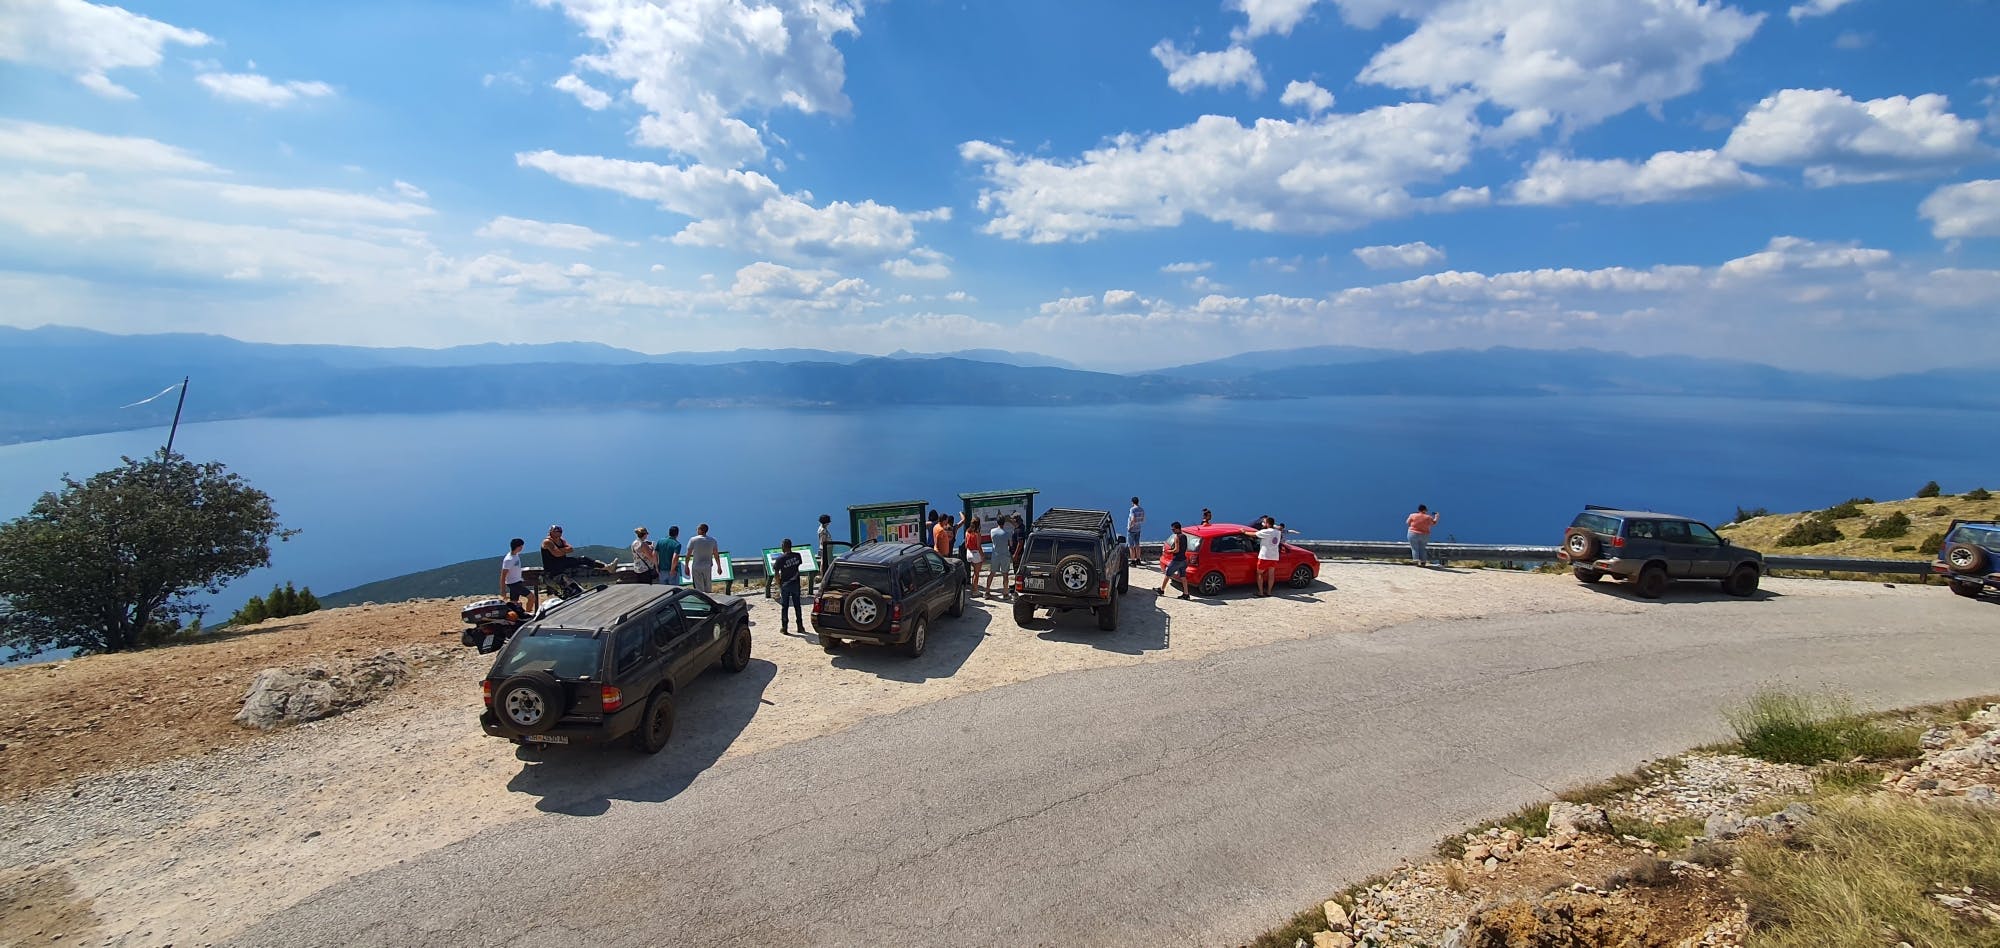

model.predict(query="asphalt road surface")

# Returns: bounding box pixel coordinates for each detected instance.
[238,588,2000,947]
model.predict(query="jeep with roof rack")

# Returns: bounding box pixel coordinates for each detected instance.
[1555,505,1764,599]
[1012,507,1130,630]
[1933,519,2000,600]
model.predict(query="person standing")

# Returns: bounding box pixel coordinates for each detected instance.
[686,524,720,593]
[816,513,834,571]
[500,538,538,611]
[657,525,683,585]
[962,516,984,593]
[986,516,1013,598]
[631,527,659,583]
[1127,497,1146,567]
[1199,508,1213,527]
[1158,522,1191,599]
[932,511,955,559]
[1249,515,1285,597]
[774,538,804,634]
[1406,504,1441,567]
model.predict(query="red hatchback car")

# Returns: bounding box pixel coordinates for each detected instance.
[1162,523,1321,596]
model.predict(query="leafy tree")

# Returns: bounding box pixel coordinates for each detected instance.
[1967,487,1993,502]
[0,450,293,655]
[1859,512,1912,540]
[1917,480,1942,498]
[1777,516,1843,547]
[228,581,320,626]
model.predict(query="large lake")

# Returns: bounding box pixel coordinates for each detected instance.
[2,396,1993,614]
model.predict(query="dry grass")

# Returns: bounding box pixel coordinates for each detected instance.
[1725,689,1920,766]
[1734,796,2000,947]
[1720,494,1999,559]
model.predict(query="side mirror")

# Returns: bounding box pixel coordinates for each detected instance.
[1116,535,1126,545]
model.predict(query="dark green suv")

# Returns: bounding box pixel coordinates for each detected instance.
[1934,520,1999,600]
[1556,506,1765,599]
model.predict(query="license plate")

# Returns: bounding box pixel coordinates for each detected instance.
[525,734,569,745]
[1025,578,1045,590]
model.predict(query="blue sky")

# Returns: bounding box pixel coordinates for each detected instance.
[1,0,1997,372]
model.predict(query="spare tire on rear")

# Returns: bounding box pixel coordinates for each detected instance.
[494,672,563,735]
[843,586,889,632]
[1563,528,1601,562]
[1945,543,1991,575]
[1055,553,1098,595]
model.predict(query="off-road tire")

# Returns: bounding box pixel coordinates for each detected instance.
[494,672,563,735]
[1945,543,1991,575]
[1723,564,1760,598]
[1012,600,1036,626]
[1054,554,1098,596]
[1563,528,1601,562]
[720,622,752,672]
[901,615,929,658]
[843,586,888,632]
[1096,594,1118,632]
[1118,568,1130,595]
[1288,564,1313,589]
[1198,571,1227,597]
[1572,567,1604,584]
[1951,579,1985,599]
[1634,564,1669,600]
[632,690,675,754]
[946,580,967,618]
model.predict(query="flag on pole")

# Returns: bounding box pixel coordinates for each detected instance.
[120,381,184,409]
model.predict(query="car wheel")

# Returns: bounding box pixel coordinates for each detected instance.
[1198,571,1227,597]
[901,615,929,658]
[1634,564,1669,600]
[720,622,752,672]
[947,581,967,618]
[1055,554,1097,595]
[1288,564,1313,589]
[1095,593,1119,631]
[1012,601,1036,627]
[1945,543,1991,575]
[1572,567,1604,584]
[631,690,675,754]
[494,673,562,735]
[820,632,847,653]
[1723,564,1760,598]
[843,586,888,632]
[1951,579,1984,599]
[1563,528,1601,562]
[1118,568,1130,595]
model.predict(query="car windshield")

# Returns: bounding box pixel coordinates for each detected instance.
[495,630,599,679]
[824,563,889,589]
[1028,536,1094,562]
[1951,525,2000,549]
[1572,513,1620,535]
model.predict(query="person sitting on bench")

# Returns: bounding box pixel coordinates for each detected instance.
[541,525,607,579]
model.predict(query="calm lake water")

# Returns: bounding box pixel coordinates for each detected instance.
[2,396,1994,616]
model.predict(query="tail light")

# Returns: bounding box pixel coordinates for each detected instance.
[1098,582,1109,597]
[814,597,829,614]
[1612,536,1625,548]
[1015,578,1024,591]
[481,680,493,706]
[601,686,623,712]
[890,603,903,629]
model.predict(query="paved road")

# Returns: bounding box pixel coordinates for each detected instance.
[238,588,2000,947]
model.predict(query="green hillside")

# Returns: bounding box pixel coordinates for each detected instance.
[318,545,626,607]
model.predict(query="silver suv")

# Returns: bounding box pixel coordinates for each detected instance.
[1557,506,1764,599]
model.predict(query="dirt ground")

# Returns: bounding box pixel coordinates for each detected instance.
[0,565,1929,947]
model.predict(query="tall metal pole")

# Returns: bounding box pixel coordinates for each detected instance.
[164,376,188,455]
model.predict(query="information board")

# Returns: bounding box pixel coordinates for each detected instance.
[960,489,1037,550]
[848,500,928,548]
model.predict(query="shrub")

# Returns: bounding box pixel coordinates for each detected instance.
[1967,487,1993,501]
[1777,517,1843,547]
[1822,499,1869,520]
[1858,512,1912,540]
[1918,531,1947,556]
[1891,545,1915,553]
[1917,480,1942,498]
[1929,505,1952,516]
[1733,505,1770,523]
[1725,689,1918,766]
[228,581,321,626]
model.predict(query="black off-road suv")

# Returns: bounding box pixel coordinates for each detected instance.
[1556,506,1765,599]
[812,541,968,657]
[481,584,751,753]
[1012,507,1130,631]
[1934,520,2000,600]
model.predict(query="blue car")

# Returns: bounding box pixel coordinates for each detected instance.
[1935,519,2000,599]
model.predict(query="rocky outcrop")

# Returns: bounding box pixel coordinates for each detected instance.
[233,650,427,729]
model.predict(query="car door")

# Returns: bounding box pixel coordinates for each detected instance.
[673,595,722,683]
[610,619,663,709]
[646,602,696,689]
[1682,522,1731,578]
[1653,520,1695,577]
[920,551,952,617]
[1206,534,1255,585]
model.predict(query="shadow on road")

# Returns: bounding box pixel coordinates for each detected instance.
[1577,579,1784,603]
[1028,592,1171,655]
[828,607,989,683]
[503,657,776,816]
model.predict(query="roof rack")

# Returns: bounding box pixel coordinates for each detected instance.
[1033,507,1113,533]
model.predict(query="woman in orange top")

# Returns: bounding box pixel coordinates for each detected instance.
[1406,504,1441,566]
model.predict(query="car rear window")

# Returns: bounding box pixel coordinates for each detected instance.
[1028,535,1095,562]
[1571,513,1620,535]
[824,563,890,590]
[1950,525,2000,549]
[496,630,599,680]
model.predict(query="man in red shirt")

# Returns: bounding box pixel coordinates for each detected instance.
[1406,504,1441,566]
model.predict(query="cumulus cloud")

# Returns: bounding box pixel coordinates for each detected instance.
[1161,261,1213,273]
[881,248,952,280]
[203,183,434,221]
[1920,180,2000,239]
[392,180,428,200]
[1151,41,1264,95]
[960,99,1483,242]
[1354,0,1763,129]
[477,215,619,250]
[729,260,871,305]
[196,71,336,106]
[1279,80,1335,114]
[553,73,612,110]
[1716,235,1890,279]
[1509,149,1766,205]
[0,0,211,98]
[1723,88,1991,186]
[1231,0,1321,37]
[0,120,216,173]
[533,0,861,167]
[1787,0,1856,21]
[1353,241,1444,269]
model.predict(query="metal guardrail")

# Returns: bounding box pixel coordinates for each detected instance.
[1130,540,1938,577]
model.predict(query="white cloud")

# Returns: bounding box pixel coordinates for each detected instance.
[1510,149,1766,205]
[553,73,611,110]
[392,180,428,200]
[881,248,952,280]
[0,120,216,173]
[960,99,1483,242]
[477,215,619,250]
[1722,88,1991,186]
[1150,42,1263,95]
[516,149,780,219]
[729,261,871,306]
[1353,241,1444,269]
[195,71,336,106]
[1231,0,1321,37]
[1832,30,1870,49]
[1161,261,1213,273]
[1788,0,1856,21]
[1920,180,2000,239]
[533,0,861,167]
[1717,235,1890,279]
[1279,80,1335,114]
[205,183,434,221]
[0,0,211,98]
[1354,0,1763,129]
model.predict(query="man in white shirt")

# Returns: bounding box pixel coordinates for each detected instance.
[1250,516,1285,597]
[1126,497,1146,568]
[986,518,1013,597]
[685,523,720,593]
[500,537,537,611]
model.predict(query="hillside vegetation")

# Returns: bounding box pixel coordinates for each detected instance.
[1719,488,1998,560]
[317,544,625,607]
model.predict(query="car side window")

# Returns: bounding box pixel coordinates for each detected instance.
[1657,521,1690,543]
[1627,520,1655,540]
[679,595,713,624]
[921,551,947,583]
[651,604,685,650]
[613,625,649,673]
[896,562,917,595]
[1685,523,1722,546]
[1210,535,1249,554]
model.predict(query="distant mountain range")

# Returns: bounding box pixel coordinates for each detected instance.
[2,325,1993,445]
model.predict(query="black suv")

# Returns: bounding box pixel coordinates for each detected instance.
[1556,506,1764,599]
[1012,507,1130,631]
[1934,520,1999,599]
[812,541,968,657]
[481,584,751,753]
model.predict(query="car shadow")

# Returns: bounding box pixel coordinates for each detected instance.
[1025,591,1171,655]
[1577,580,1784,603]
[826,605,989,683]
[503,656,777,816]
